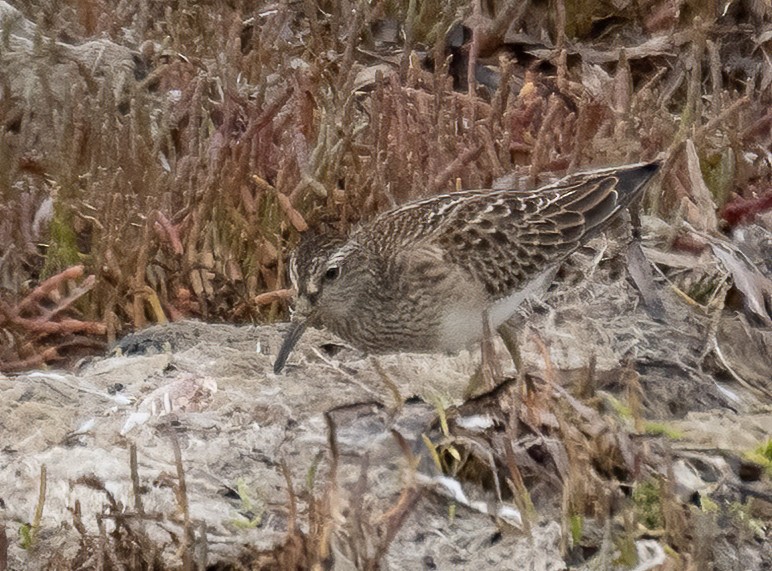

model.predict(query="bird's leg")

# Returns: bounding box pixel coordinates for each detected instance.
[480,308,502,390]
[497,320,524,376]
[464,309,503,397]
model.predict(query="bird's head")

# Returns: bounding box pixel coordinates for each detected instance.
[273,233,370,373]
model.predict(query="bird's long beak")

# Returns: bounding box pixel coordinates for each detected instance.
[273,319,308,374]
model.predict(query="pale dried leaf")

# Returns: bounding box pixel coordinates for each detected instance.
[353,63,395,92]
[627,241,666,321]
[685,139,719,232]
[711,242,772,325]
[581,62,612,101]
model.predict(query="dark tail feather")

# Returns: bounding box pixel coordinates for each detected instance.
[579,160,660,235]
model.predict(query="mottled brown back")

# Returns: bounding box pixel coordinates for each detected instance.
[357,161,660,298]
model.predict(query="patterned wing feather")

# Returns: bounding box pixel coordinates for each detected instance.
[382,161,660,298]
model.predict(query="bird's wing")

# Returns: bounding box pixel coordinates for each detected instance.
[432,162,659,297]
[366,162,659,298]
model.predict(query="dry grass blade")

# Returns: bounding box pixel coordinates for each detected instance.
[170,431,195,570]
[0,522,7,571]
[626,240,666,321]
[371,485,421,564]
[129,444,144,516]
[279,458,307,569]
[30,465,47,547]
[503,438,534,532]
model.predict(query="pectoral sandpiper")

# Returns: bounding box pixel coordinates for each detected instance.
[274,161,660,373]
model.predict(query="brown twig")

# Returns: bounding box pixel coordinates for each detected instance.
[17,265,85,314]
[254,288,294,306]
[429,144,483,193]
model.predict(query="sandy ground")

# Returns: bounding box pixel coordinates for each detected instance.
[2,255,770,568]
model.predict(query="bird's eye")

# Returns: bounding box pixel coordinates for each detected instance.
[324,266,340,281]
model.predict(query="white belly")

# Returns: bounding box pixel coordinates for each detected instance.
[437,266,557,351]
[487,266,558,328]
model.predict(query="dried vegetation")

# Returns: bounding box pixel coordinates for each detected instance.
[0,0,771,569]
[1,0,770,370]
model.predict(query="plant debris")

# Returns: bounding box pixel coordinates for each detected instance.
[1,0,771,569]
